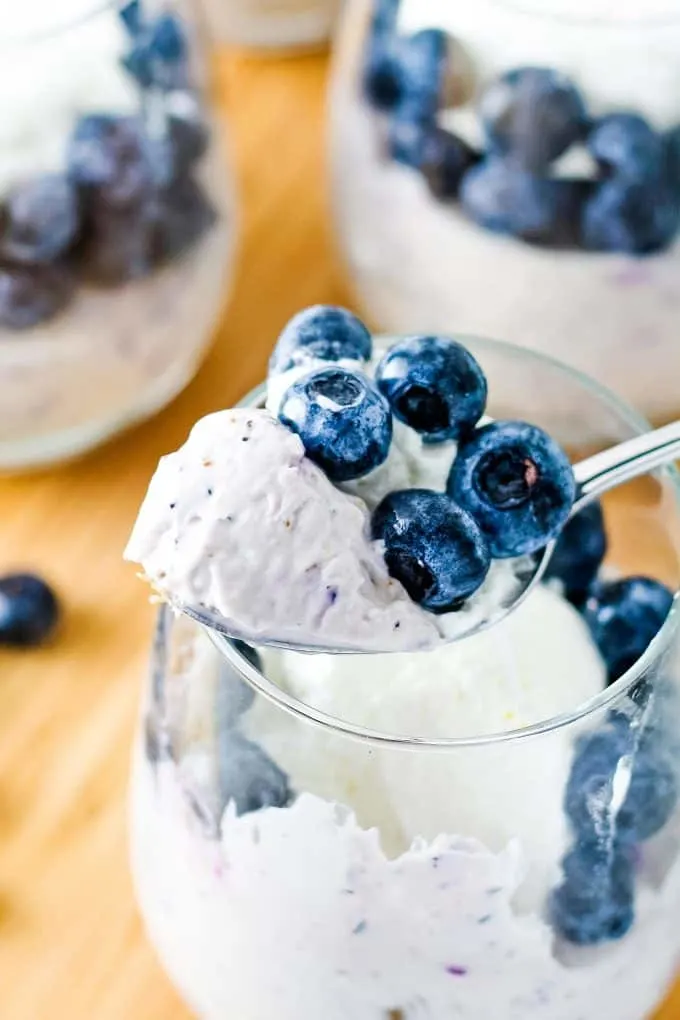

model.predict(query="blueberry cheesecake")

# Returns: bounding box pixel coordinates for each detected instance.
[129,307,680,1019]
[0,0,233,469]
[329,0,680,421]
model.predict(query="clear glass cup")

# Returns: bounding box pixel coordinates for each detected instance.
[130,337,680,1020]
[328,0,680,423]
[200,0,341,49]
[0,1,235,471]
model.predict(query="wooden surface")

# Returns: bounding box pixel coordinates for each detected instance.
[0,50,678,1020]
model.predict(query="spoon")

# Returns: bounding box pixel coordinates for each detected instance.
[181,420,680,656]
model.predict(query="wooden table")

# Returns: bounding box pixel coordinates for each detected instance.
[0,50,678,1020]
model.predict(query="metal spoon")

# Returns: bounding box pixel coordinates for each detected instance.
[181,420,680,656]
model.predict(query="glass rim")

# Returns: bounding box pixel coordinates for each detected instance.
[159,331,680,751]
[0,0,116,49]
[485,0,680,28]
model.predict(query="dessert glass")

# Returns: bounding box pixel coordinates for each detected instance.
[0,1,235,471]
[200,0,341,49]
[329,0,680,422]
[130,336,680,1019]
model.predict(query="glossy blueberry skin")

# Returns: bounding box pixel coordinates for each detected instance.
[0,573,60,647]
[421,128,480,200]
[279,367,392,482]
[551,839,635,946]
[375,336,487,442]
[581,177,679,255]
[269,305,372,376]
[565,715,678,845]
[447,421,575,558]
[372,489,491,613]
[68,115,154,209]
[460,157,589,245]
[1,175,80,265]
[479,67,588,170]
[544,501,607,608]
[588,113,666,182]
[583,576,674,683]
[0,263,75,329]
[218,731,291,817]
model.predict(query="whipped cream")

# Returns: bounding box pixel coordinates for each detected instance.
[0,0,137,198]
[125,406,526,652]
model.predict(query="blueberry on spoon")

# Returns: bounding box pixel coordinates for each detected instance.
[371,489,491,613]
[278,366,392,482]
[448,420,575,558]
[375,335,487,442]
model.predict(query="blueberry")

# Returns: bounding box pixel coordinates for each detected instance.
[0,262,75,329]
[119,0,142,35]
[387,103,430,168]
[375,335,487,442]
[218,731,291,816]
[479,67,588,170]
[123,14,189,92]
[364,28,448,119]
[68,115,154,209]
[0,175,80,265]
[371,489,491,612]
[544,501,607,607]
[269,305,372,376]
[551,840,635,945]
[149,13,187,62]
[565,714,677,844]
[582,177,679,255]
[0,573,60,647]
[588,114,665,183]
[583,576,673,682]
[168,113,209,180]
[152,177,217,264]
[420,127,480,200]
[79,204,155,285]
[278,367,392,482]
[369,0,400,40]
[447,421,575,558]
[460,157,588,245]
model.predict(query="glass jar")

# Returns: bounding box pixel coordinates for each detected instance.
[200,0,341,49]
[130,337,680,1020]
[329,0,680,423]
[0,0,235,471]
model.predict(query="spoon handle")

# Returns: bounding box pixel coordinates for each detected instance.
[573,420,680,512]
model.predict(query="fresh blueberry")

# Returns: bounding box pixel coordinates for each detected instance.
[544,501,607,607]
[375,335,487,442]
[218,731,291,816]
[478,67,588,170]
[565,714,677,844]
[0,573,60,647]
[79,204,155,284]
[581,177,679,255]
[420,127,480,200]
[583,576,673,682]
[588,113,665,183]
[68,115,154,209]
[152,177,217,263]
[149,13,187,62]
[168,113,209,180]
[0,262,75,329]
[278,367,392,482]
[0,175,80,265]
[551,840,635,945]
[364,29,448,119]
[447,421,575,558]
[123,14,189,91]
[371,489,491,612]
[460,157,589,245]
[269,305,372,376]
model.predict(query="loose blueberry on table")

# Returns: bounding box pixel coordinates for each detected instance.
[362,2,680,254]
[0,572,60,647]
[0,2,217,331]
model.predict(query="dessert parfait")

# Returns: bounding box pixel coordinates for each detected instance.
[127,306,680,1018]
[0,0,234,470]
[201,0,341,49]
[329,0,680,421]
